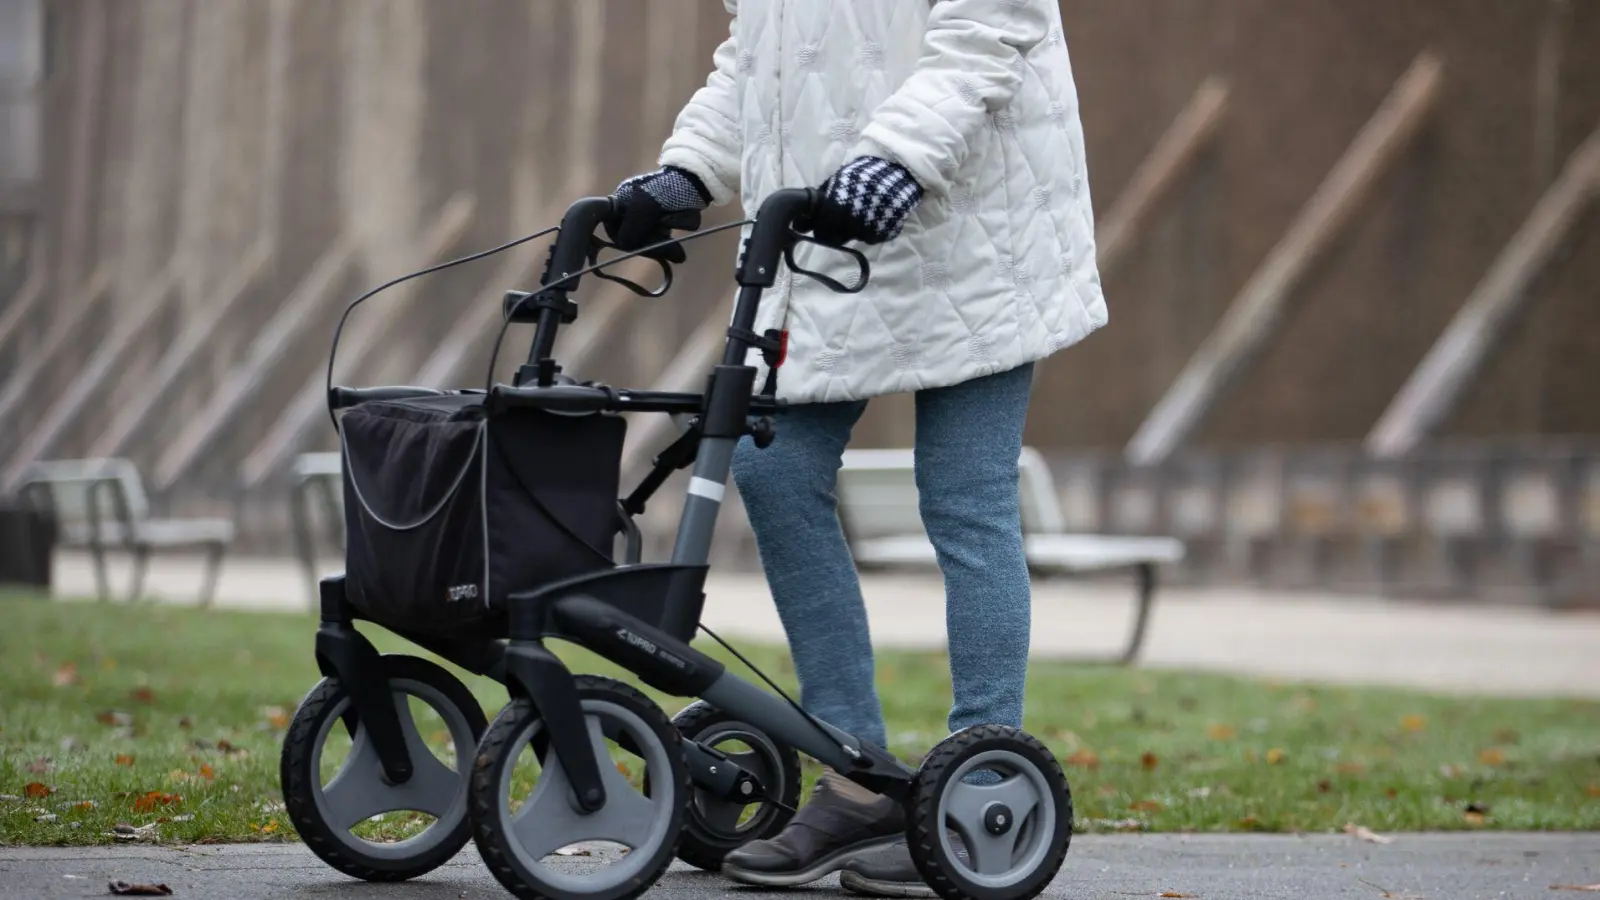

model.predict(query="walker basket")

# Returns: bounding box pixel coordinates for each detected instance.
[338,393,625,638]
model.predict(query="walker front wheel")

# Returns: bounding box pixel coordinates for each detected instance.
[279,655,487,881]
[468,675,689,900]
[904,726,1073,900]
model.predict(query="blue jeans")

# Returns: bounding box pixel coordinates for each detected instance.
[730,362,1034,751]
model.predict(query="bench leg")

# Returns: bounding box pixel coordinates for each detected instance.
[198,543,225,609]
[89,540,110,603]
[127,547,150,601]
[1119,562,1158,665]
[289,483,320,608]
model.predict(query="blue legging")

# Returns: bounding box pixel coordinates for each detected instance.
[730,362,1034,751]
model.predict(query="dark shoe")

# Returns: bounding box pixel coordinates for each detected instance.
[721,771,904,887]
[839,837,969,898]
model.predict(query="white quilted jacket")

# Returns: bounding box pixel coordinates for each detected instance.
[659,0,1107,404]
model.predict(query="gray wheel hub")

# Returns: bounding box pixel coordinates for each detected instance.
[308,678,475,861]
[493,698,679,895]
[936,749,1056,889]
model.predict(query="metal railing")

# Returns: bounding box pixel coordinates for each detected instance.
[1047,440,1600,606]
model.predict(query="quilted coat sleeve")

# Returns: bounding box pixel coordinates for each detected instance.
[851,0,1053,198]
[657,0,743,207]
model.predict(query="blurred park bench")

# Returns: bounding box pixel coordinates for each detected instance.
[835,447,1187,665]
[15,458,233,604]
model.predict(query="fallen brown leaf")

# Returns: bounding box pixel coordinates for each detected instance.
[1493,728,1520,744]
[264,706,290,730]
[1385,788,1398,799]
[52,662,79,687]
[1463,811,1486,825]
[132,791,181,812]
[1336,762,1366,775]
[198,764,215,781]
[1160,894,1195,898]
[1400,714,1427,733]
[1065,749,1100,769]
[1206,724,1237,741]
[1266,748,1287,765]
[23,782,52,798]
[1344,822,1394,844]
[1317,779,1332,793]
[1140,752,1159,771]
[1478,748,1506,766]
[108,879,172,896]
[115,754,135,766]
[1548,885,1600,892]
[1128,799,1163,812]
[129,687,155,704]
[1585,784,1600,799]
[96,710,133,727]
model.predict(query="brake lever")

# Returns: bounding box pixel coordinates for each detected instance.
[783,228,870,295]
[587,237,675,298]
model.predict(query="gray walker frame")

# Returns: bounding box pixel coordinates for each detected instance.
[311,188,917,828]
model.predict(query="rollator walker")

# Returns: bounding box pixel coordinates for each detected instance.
[278,187,1075,900]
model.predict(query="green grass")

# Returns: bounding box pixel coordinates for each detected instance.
[2,592,1598,846]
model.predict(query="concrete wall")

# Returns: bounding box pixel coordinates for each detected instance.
[4,1,1599,573]
[1031,0,1600,451]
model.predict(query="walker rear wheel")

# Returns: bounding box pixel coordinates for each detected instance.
[669,700,801,871]
[903,725,1073,900]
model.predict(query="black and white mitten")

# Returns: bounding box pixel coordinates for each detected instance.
[607,165,712,263]
[809,156,925,246]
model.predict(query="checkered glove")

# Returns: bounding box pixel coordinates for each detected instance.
[808,156,925,247]
[606,166,711,264]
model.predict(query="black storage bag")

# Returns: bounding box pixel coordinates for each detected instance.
[338,394,625,637]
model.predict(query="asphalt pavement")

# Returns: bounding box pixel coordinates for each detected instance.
[2,833,1596,900]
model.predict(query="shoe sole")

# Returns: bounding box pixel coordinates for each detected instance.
[838,870,937,898]
[721,835,903,888]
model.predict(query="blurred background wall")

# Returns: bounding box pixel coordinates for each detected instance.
[2,0,1598,602]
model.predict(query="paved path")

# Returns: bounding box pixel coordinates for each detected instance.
[1,834,1595,899]
[48,551,1600,698]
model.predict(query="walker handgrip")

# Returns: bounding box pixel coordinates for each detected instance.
[736,188,818,288]
[488,383,613,414]
[544,197,617,293]
[328,385,447,410]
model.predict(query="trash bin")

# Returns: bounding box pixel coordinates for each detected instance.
[0,501,56,590]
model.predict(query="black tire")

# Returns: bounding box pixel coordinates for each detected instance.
[670,700,802,871]
[904,725,1073,900]
[469,675,690,900]
[280,654,488,882]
